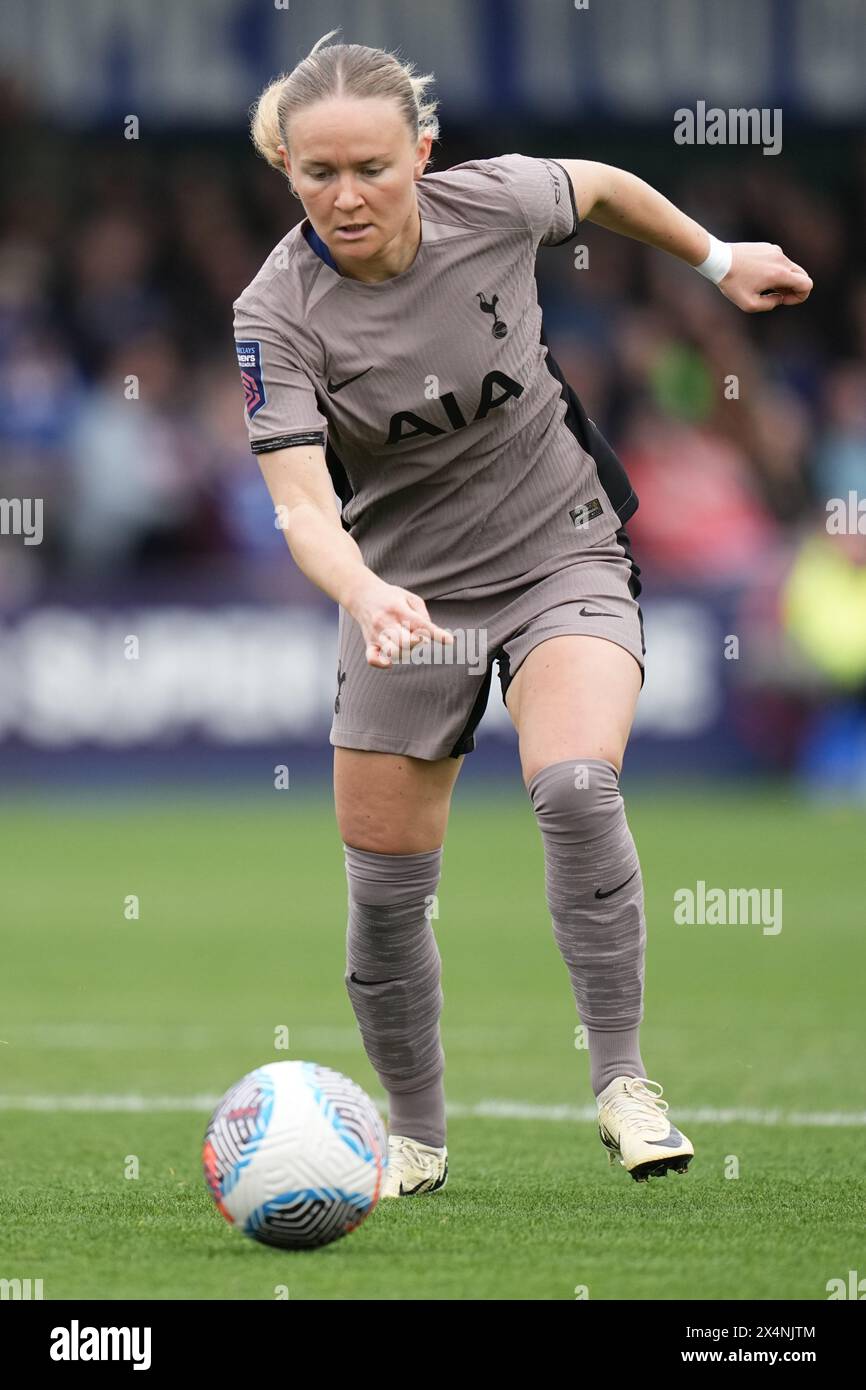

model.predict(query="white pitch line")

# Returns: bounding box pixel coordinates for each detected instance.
[0,1094,863,1126]
[0,1024,535,1049]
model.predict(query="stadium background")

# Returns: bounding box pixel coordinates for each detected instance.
[1,0,864,1302]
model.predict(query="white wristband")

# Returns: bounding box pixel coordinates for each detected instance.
[695,233,732,284]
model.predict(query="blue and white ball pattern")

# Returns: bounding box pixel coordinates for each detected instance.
[203,1061,387,1249]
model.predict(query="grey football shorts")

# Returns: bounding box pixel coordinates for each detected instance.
[329,525,645,762]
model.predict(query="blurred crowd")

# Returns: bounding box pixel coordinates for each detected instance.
[1,122,865,604]
[2,111,864,787]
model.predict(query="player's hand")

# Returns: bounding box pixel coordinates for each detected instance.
[717,242,813,312]
[349,576,455,669]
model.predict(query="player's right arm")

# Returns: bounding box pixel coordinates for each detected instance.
[256,443,454,669]
[234,310,452,667]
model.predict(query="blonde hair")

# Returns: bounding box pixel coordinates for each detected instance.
[249,27,440,192]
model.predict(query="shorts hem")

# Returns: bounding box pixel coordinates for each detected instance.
[499,629,645,703]
[330,729,466,761]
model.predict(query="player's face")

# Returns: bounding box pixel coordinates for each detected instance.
[283,98,431,271]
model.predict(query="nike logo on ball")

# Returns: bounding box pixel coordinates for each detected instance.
[327,367,374,394]
[595,869,638,899]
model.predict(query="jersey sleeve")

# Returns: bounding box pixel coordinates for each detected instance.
[232,306,328,455]
[490,153,580,248]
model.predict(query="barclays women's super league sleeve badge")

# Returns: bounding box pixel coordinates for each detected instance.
[236,340,267,419]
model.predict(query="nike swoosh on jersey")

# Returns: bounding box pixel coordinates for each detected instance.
[327,366,374,394]
[579,606,618,618]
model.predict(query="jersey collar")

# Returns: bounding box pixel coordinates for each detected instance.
[301,218,341,272]
[300,207,429,289]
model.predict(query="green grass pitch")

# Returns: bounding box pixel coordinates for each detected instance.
[1,781,863,1300]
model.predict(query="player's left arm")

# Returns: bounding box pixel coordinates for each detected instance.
[551,158,813,314]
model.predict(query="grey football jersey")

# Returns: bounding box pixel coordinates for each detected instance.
[233,153,636,599]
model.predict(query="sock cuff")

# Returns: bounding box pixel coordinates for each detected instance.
[527,756,620,807]
[343,842,443,906]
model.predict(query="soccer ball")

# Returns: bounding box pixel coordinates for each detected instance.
[202,1060,387,1249]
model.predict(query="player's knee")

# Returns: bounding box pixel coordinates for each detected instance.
[343,842,443,908]
[528,757,625,843]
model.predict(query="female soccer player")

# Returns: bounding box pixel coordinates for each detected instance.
[233,29,812,1194]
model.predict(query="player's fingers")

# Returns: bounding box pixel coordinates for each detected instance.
[403,593,455,644]
[379,626,403,661]
[751,290,786,311]
[780,266,813,292]
[394,621,421,657]
[366,641,391,668]
[398,613,433,645]
[765,265,813,296]
[753,271,812,310]
[407,618,455,646]
[367,621,402,664]
[377,618,423,662]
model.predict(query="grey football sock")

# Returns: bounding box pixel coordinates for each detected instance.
[343,843,446,1148]
[584,1025,647,1097]
[528,758,647,1097]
